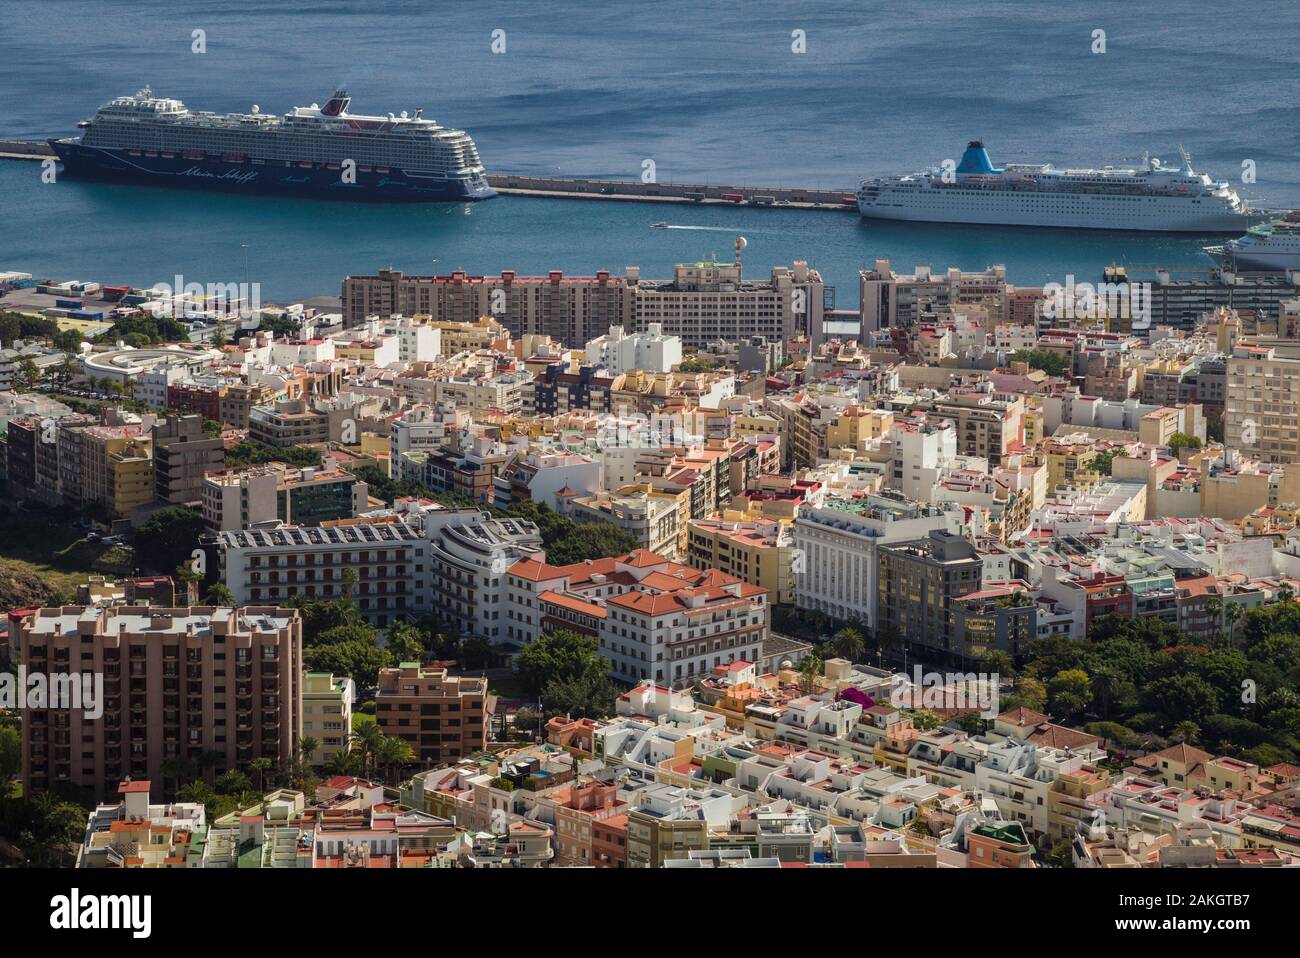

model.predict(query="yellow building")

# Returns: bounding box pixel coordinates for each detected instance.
[826,406,893,453]
[1048,765,1111,841]
[686,517,795,604]
[109,438,154,516]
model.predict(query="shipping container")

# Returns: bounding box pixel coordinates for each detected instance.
[720,192,744,203]
[685,191,705,201]
[56,298,83,309]
[70,310,105,320]
[751,195,776,205]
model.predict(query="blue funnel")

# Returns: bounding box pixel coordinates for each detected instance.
[956,141,1000,174]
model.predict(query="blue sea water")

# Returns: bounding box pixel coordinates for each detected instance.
[3,0,1299,304]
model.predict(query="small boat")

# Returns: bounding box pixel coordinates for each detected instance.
[650,222,669,229]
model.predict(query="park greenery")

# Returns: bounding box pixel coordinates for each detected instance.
[1009,347,1071,377]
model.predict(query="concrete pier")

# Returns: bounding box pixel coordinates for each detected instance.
[0,138,859,210]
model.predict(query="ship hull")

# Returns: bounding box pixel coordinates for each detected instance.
[49,139,495,202]
[858,186,1268,233]
[1205,246,1300,272]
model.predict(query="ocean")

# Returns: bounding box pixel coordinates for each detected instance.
[3,0,1299,304]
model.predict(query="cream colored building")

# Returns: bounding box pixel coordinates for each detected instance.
[301,671,354,765]
[1226,340,1300,462]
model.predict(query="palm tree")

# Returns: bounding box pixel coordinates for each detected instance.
[325,748,361,777]
[160,756,195,800]
[374,735,414,783]
[297,736,320,767]
[247,757,273,793]
[797,654,823,695]
[350,720,383,779]
[1224,602,1244,648]
[829,627,865,664]
[1279,583,1294,604]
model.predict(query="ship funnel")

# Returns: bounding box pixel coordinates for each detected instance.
[957,141,1000,175]
[321,90,351,117]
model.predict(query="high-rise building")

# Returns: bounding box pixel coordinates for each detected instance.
[342,259,824,349]
[152,413,224,505]
[876,529,984,658]
[11,605,302,800]
[1225,340,1300,462]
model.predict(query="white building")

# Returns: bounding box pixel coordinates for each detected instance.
[584,323,682,375]
[794,494,962,627]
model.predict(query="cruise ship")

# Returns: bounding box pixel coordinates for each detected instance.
[1205,216,1300,271]
[857,141,1267,232]
[49,88,494,201]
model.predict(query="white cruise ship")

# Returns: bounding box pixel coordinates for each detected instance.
[857,141,1268,232]
[1205,216,1300,271]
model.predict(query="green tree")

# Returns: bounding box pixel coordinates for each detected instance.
[203,583,236,607]
[134,507,205,575]
[1047,668,1092,720]
[297,736,320,766]
[1167,432,1202,455]
[515,630,603,697]
[374,735,415,783]
[216,769,254,795]
[1009,348,1070,377]
[828,627,865,663]
[542,669,618,720]
[1046,840,1074,869]
[246,759,272,793]
[386,620,424,665]
[1142,673,1219,728]
[306,640,392,690]
[797,653,823,694]
[0,725,20,795]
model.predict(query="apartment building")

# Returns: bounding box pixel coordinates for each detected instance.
[11,604,302,800]
[624,782,736,867]
[584,323,682,374]
[687,516,796,604]
[342,260,823,349]
[301,671,354,765]
[860,260,1010,332]
[505,550,768,686]
[876,530,985,660]
[375,663,492,766]
[248,397,355,449]
[80,425,154,516]
[202,459,369,531]
[342,268,628,342]
[152,413,224,506]
[219,519,436,627]
[794,494,962,627]
[562,484,685,560]
[428,516,544,641]
[219,382,278,430]
[1226,340,1300,462]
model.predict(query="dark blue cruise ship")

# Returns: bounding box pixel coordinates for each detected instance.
[49,88,495,202]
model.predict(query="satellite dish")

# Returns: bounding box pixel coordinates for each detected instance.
[251,104,260,114]
[400,110,409,119]
[735,236,748,250]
